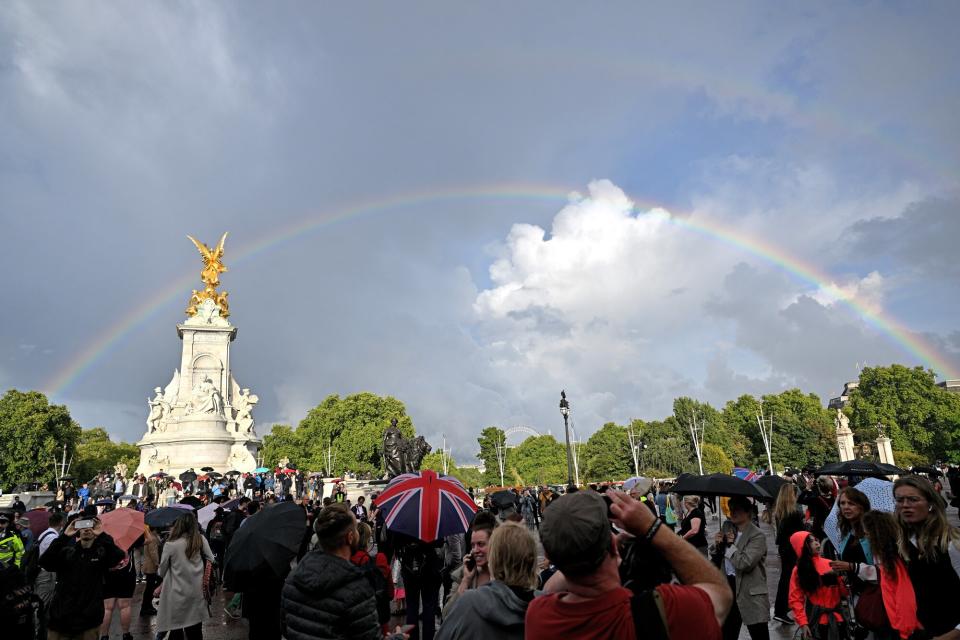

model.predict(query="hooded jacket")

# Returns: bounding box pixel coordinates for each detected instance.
[436,579,532,640]
[39,532,126,634]
[877,556,921,640]
[282,549,381,640]
[788,531,847,627]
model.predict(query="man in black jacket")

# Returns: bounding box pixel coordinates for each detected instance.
[282,504,381,640]
[39,516,125,640]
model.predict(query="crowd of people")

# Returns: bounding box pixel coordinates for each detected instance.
[0,463,957,640]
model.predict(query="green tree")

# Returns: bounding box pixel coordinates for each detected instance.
[476,426,508,486]
[509,435,567,486]
[72,427,140,483]
[847,365,960,461]
[296,393,415,475]
[259,424,302,469]
[722,390,837,471]
[0,390,81,489]
[701,443,734,474]
[674,397,748,464]
[582,422,632,482]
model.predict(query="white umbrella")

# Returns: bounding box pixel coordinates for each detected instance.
[197,498,241,530]
[823,477,895,550]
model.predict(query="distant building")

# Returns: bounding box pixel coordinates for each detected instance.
[937,380,960,394]
[828,381,859,409]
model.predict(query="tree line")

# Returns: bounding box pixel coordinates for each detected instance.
[2,364,957,490]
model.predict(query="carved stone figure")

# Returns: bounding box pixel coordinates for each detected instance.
[187,376,225,417]
[234,388,259,434]
[834,409,850,432]
[114,461,128,480]
[147,387,169,433]
[382,419,432,478]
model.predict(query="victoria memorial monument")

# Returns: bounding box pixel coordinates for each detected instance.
[135,233,261,475]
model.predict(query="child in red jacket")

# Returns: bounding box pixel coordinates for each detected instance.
[789,531,848,639]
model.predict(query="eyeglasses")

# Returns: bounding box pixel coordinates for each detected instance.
[894,496,926,505]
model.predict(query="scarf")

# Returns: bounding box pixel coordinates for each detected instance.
[879,558,922,640]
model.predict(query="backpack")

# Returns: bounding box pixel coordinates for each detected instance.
[208,520,224,542]
[0,561,34,636]
[358,553,392,625]
[22,530,57,585]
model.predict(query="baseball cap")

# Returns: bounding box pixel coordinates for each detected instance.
[540,490,612,577]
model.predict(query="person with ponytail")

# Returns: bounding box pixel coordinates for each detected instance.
[894,476,960,640]
[788,531,849,640]
[860,511,921,640]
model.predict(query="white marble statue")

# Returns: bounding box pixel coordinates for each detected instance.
[234,388,259,434]
[187,376,225,416]
[147,388,168,433]
[835,409,850,432]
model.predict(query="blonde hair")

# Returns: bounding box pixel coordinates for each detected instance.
[772,484,798,526]
[894,475,960,561]
[487,522,537,589]
[357,521,372,550]
[683,496,700,508]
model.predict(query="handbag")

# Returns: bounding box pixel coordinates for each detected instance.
[853,584,888,631]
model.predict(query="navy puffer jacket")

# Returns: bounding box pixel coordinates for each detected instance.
[282,550,380,640]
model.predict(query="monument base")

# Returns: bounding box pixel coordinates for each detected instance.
[135,414,260,476]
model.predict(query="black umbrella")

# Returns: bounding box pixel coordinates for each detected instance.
[225,470,242,476]
[200,466,215,472]
[95,498,115,506]
[145,506,190,529]
[755,475,789,499]
[671,473,771,499]
[490,490,518,508]
[179,471,198,483]
[285,463,298,471]
[179,495,203,509]
[150,472,168,478]
[224,501,306,585]
[814,460,905,478]
[208,471,223,479]
[910,465,942,477]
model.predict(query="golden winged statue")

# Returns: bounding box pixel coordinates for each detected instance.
[185,232,231,318]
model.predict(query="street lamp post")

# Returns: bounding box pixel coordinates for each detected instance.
[559,390,574,489]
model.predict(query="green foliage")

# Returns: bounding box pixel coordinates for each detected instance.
[723,390,837,470]
[643,438,692,477]
[891,450,928,468]
[674,397,748,463]
[0,390,81,489]
[848,365,960,461]
[260,424,301,469]
[295,393,416,475]
[700,443,734,474]
[72,428,140,483]
[582,422,632,482]
[476,426,508,486]
[509,435,567,486]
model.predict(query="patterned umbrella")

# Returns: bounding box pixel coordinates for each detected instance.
[373,469,478,543]
[823,477,895,550]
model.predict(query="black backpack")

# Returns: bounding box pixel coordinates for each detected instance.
[358,553,392,625]
[0,561,35,637]
[22,530,57,585]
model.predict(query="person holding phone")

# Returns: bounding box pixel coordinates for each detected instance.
[443,511,498,617]
[39,516,125,640]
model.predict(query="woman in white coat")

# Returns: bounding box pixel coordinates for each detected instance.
[156,513,214,640]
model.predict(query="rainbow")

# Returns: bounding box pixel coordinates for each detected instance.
[44,183,958,397]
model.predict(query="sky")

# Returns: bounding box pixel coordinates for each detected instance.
[2,2,959,464]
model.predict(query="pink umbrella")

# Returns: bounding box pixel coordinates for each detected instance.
[100,508,145,552]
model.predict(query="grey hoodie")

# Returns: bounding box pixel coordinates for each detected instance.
[436,580,531,640]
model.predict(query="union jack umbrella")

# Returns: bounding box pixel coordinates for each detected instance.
[373,469,478,543]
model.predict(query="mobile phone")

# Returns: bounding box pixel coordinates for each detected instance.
[74,519,95,530]
[464,555,476,571]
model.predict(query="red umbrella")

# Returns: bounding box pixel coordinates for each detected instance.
[100,508,145,551]
[281,468,296,475]
[24,509,50,537]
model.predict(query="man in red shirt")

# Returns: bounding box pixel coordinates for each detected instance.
[525,490,731,640]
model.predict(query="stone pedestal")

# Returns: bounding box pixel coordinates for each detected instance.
[135,298,261,476]
[837,426,856,462]
[876,436,896,466]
